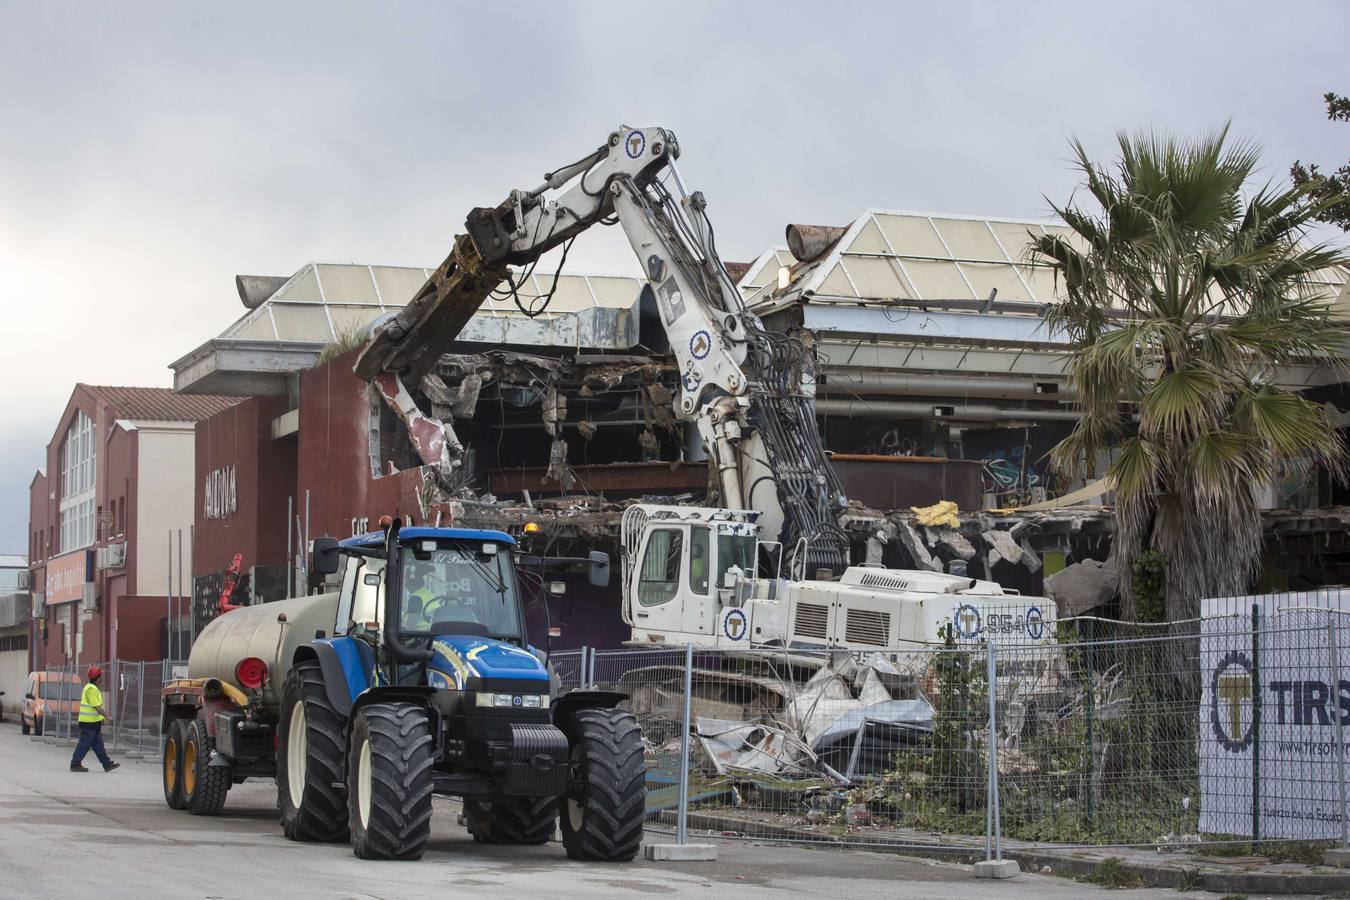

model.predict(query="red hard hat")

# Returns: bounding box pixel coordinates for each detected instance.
[87,665,103,681]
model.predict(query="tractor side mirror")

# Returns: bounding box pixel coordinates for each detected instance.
[587,551,610,588]
[25,693,34,700]
[311,537,341,575]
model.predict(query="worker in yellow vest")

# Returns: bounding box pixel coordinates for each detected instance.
[70,665,119,773]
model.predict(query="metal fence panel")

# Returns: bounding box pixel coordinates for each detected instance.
[576,595,1350,854]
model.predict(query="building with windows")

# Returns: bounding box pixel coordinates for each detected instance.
[27,385,236,667]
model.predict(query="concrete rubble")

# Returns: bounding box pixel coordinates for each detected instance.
[895,522,942,572]
[1044,558,1119,616]
[983,529,1023,568]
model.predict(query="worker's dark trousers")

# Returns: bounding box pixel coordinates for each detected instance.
[71,721,112,769]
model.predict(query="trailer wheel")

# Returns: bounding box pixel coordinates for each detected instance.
[183,717,231,816]
[465,797,558,844]
[277,661,349,843]
[347,703,434,860]
[162,718,188,810]
[560,708,645,861]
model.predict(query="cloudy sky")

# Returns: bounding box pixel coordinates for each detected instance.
[0,1,1345,553]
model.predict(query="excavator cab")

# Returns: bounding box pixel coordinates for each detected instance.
[621,505,765,645]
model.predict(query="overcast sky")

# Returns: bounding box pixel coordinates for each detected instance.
[0,1,1345,553]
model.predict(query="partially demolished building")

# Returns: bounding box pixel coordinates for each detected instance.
[171,209,1349,644]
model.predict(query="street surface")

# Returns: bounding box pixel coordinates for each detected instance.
[0,723,1309,899]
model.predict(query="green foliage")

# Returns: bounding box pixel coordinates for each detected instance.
[1133,550,1167,623]
[1176,868,1204,891]
[1291,92,1350,232]
[315,319,368,366]
[887,631,988,824]
[1076,857,1142,889]
[1029,125,1350,620]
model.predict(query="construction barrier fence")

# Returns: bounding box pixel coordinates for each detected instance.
[599,591,1350,857]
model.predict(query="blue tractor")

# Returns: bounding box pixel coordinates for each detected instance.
[272,519,645,861]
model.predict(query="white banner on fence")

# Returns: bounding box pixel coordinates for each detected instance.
[1199,591,1349,839]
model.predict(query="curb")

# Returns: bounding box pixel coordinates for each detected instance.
[663,811,1350,895]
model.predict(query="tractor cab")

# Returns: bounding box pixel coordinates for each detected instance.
[327,526,527,668]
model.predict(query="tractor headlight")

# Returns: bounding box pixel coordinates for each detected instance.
[474,692,547,709]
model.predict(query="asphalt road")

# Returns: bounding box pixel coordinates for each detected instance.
[0,723,1307,899]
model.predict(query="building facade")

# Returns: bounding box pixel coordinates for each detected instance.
[171,212,1350,647]
[27,385,236,668]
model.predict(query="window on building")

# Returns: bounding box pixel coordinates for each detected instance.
[59,411,96,552]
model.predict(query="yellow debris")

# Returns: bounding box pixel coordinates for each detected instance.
[912,500,960,529]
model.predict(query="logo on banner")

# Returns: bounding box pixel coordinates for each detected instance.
[954,603,981,639]
[721,607,749,641]
[1211,649,1256,752]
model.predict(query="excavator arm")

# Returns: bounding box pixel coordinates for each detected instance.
[356,125,850,574]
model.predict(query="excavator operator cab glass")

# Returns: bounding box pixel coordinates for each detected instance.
[716,530,757,588]
[398,540,521,640]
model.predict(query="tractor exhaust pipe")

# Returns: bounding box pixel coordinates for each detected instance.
[382,517,433,663]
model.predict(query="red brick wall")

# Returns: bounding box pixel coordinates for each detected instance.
[192,395,296,577]
[297,350,426,543]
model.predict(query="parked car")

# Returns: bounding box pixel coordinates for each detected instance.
[22,671,82,736]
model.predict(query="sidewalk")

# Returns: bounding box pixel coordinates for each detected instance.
[664,810,1350,896]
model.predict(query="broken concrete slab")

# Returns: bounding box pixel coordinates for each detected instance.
[896,522,942,572]
[1044,558,1118,616]
[1020,540,1042,574]
[935,530,976,561]
[983,529,1022,568]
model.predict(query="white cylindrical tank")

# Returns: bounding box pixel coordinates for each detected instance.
[188,592,341,707]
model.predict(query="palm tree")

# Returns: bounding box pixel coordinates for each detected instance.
[1030,126,1350,621]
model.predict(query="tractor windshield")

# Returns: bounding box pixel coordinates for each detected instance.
[399,541,522,640]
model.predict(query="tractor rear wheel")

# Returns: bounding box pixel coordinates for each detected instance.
[465,796,558,844]
[162,718,188,810]
[560,708,645,861]
[183,716,231,815]
[277,661,349,842]
[347,703,434,860]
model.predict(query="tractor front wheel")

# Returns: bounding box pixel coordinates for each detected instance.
[560,708,645,861]
[347,703,434,860]
[277,661,349,842]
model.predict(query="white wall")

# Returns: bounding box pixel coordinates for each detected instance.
[0,632,30,718]
[134,425,197,597]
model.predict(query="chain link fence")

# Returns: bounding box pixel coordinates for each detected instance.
[31,659,185,759]
[578,593,1350,857]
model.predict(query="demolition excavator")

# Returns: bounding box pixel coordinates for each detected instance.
[357,125,1055,654]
